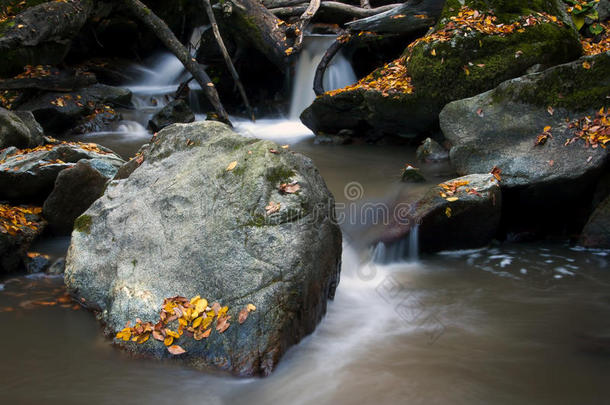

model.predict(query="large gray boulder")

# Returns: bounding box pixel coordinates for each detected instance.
[378,174,501,255]
[0,108,42,149]
[64,121,342,376]
[0,141,124,203]
[440,52,609,235]
[441,52,609,190]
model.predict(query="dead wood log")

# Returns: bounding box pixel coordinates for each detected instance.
[346,0,445,33]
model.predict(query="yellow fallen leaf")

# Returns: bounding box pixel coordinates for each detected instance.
[247,303,256,312]
[164,336,174,346]
[446,197,459,202]
[136,333,150,344]
[445,207,452,218]
[582,61,591,69]
[543,125,551,132]
[192,317,203,328]
[195,298,207,314]
[226,161,237,171]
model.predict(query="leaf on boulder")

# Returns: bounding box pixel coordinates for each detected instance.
[279,181,300,194]
[238,308,249,324]
[167,345,186,355]
[265,201,281,215]
[226,161,237,171]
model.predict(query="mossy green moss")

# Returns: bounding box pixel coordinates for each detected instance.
[265,167,295,185]
[441,0,564,23]
[407,21,581,110]
[74,214,92,234]
[492,51,610,111]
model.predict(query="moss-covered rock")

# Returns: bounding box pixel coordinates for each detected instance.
[301,0,581,139]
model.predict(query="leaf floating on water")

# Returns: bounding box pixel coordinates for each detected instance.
[445,207,452,218]
[167,345,186,355]
[226,161,237,171]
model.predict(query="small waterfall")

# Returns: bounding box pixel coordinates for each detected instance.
[373,225,420,264]
[289,35,357,119]
[408,224,419,262]
[127,26,210,109]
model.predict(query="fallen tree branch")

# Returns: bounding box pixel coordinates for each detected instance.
[219,0,292,73]
[293,0,322,52]
[346,0,445,33]
[270,2,401,19]
[124,0,231,125]
[313,35,346,96]
[202,0,255,121]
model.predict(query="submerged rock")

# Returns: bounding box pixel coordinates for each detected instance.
[301,0,580,138]
[65,121,342,376]
[0,141,124,203]
[380,174,501,254]
[416,137,448,163]
[401,164,426,183]
[580,195,610,249]
[43,159,117,235]
[148,99,195,132]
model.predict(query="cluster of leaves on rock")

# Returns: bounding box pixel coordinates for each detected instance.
[581,21,610,55]
[115,295,256,356]
[566,107,610,148]
[439,179,484,202]
[326,58,413,97]
[0,140,112,166]
[0,204,42,236]
[327,6,564,98]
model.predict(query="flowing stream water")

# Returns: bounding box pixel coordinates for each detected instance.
[2,38,610,404]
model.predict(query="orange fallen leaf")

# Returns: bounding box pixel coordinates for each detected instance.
[265,201,281,215]
[238,308,249,324]
[167,345,186,355]
[490,166,502,181]
[226,161,237,171]
[279,182,300,194]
